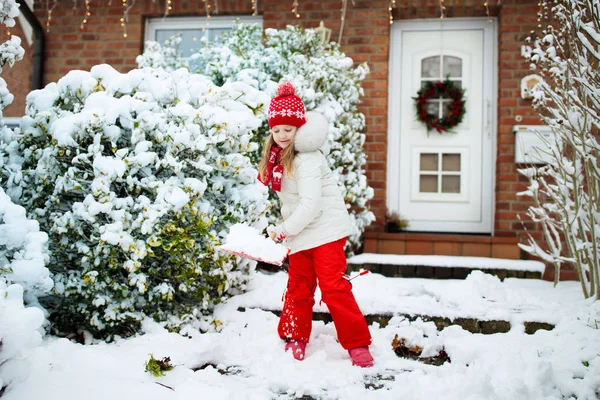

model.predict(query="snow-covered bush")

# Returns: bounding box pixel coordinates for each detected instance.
[8,64,270,338]
[137,23,375,254]
[0,281,46,394]
[0,0,49,394]
[0,187,52,297]
[0,181,52,396]
[521,0,600,299]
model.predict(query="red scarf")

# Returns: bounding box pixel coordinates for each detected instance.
[258,145,284,192]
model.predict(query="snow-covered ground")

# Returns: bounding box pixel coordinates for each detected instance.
[4,269,600,400]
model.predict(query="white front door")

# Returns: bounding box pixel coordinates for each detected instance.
[387,19,497,233]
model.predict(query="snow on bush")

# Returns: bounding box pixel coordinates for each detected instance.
[7,64,270,339]
[137,23,375,254]
[0,281,45,393]
[0,182,51,396]
[0,0,22,121]
[0,187,52,297]
[0,0,48,394]
[521,0,600,299]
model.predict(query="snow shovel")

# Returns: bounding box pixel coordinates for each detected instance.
[219,223,290,266]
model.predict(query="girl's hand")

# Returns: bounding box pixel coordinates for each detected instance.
[267,225,288,242]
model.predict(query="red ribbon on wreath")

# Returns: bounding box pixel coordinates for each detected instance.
[414,79,466,134]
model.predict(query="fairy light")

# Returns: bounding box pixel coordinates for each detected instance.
[213,0,219,14]
[122,0,137,38]
[45,0,58,33]
[201,0,211,32]
[164,0,172,18]
[292,0,300,18]
[537,1,543,24]
[439,0,445,19]
[338,0,348,43]
[251,0,256,16]
[73,0,78,10]
[80,0,91,30]
[388,0,396,25]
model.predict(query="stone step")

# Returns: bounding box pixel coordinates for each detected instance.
[346,253,545,280]
[237,307,555,335]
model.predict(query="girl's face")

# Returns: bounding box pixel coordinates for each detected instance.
[271,125,297,149]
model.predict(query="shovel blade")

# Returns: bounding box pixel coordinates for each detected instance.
[219,246,290,266]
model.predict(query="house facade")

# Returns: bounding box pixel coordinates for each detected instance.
[3,0,572,280]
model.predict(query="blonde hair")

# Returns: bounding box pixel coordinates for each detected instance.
[258,133,296,181]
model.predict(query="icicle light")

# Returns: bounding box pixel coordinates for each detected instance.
[201,0,211,32]
[164,0,172,18]
[439,0,445,19]
[251,0,257,16]
[213,0,219,14]
[388,0,396,25]
[45,0,58,33]
[339,0,348,43]
[484,0,491,22]
[122,0,137,38]
[292,0,300,18]
[80,0,91,30]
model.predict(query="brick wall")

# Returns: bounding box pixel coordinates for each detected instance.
[0,17,34,117]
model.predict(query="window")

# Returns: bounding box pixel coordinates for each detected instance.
[145,16,262,58]
[418,152,462,194]
[420,55,463,120]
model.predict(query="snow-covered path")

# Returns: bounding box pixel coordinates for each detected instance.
[4,271,600,400]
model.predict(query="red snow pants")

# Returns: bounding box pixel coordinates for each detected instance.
[277,237,372,350]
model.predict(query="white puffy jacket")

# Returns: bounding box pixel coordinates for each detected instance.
[279,111,352,254]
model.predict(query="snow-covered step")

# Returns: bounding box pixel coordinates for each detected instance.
[237,307,555,335]
[347,253,545,280]
[228,271,576,337]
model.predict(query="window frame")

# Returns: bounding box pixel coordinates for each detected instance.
[144,15,263,46]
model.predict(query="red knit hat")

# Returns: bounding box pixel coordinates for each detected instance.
[267,82,306,128]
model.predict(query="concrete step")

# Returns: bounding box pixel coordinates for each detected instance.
[347,253,545,280]
[237,307,555,335]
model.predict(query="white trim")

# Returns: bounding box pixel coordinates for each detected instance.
[144,15,262,43]
[2,117,21,128]
[387,17,498,234]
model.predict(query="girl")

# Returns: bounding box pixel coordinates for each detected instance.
[258,82,374,368]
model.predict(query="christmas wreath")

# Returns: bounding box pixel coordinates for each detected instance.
[414,79,466,134]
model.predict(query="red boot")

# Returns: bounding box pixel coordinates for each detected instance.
[348,346,374,367]
[285,340,307,361]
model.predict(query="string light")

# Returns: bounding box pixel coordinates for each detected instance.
[164,0,172,18]
[439,0,446,19]
[251,0,256,16]
[214,0,219,14]
[339,0,348,43]
[122,0,137,38]
[537,1,543,25]
[388,0,396,25]
[80,0,91,30]
[201,0,211,32]
[73,0,78,10]
[45,0,58,33]
[292,0,300,18]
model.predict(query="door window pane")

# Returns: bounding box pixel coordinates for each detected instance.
[420,153,439,171]
[421,56,441,78]
[443,56,462,78]
[420,175,438,193]
[442,154,461,172]
[442,176,461,193]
